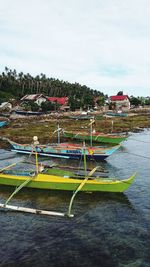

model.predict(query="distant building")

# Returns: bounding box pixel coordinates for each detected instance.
[109,95,130,111]
[47,97,70,111]
[47,97,68,105]
[20,94,47,106]
[0,102,12,111]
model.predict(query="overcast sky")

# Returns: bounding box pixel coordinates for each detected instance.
[0,0,150,97]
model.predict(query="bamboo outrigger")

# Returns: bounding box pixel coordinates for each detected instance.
[0,143,136,217]
[0,165,136,217]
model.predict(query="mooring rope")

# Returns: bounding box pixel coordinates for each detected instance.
[129,138,150,144]
[121,151,150,160]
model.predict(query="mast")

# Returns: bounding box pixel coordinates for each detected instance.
[89,119,95,147]
[57,123,60,144]
[33,136,39,173]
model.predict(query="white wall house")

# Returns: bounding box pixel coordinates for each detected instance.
[0,102,12,111]
[109,95,130,111]
[20,94,47,106]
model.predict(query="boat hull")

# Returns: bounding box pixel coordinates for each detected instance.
[10,141,120,160]
[63,132,127,144]
[106,112,128,117]
[0,121,8,128]
[15,111,44,116]
[0,173,136,192]
[11,149,109,160]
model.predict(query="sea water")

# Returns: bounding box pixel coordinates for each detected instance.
[0,130,149,267]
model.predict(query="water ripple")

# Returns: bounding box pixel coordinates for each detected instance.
[0,130,149,267]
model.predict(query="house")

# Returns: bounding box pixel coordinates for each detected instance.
[47,97,70,111]
[109,95,130,111]
[0,102,12,111]
[20,94,47,106]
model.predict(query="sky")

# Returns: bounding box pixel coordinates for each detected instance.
[0,0,150,97]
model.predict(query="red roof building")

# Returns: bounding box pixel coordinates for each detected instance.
[47,97,68,105]
[110,95,129,101]
[109,95,130,111]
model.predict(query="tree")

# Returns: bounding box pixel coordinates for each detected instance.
[41,101,55,112]
[21,101,39,111]
[145,99,150,105]
[30,102,39,111]
[0,67,105,105]
[117,91,123,95]
[96,96,105,107]
[68,96,81,111]
[83,94,94,109]
[130,96,142,107]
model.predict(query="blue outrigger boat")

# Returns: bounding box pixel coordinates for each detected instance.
[0,121,8,128]
[8,139,120,160]
[105,112,128,117]
[15,110,44,116]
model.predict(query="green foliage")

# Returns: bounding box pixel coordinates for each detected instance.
[21,101,39,111]
[96,96,105,107]
[68,93,95,111]
[130,96,142,107]
[29,102,39,111]
[117,91,123,95]
[145,99,150,105]
[83,94,94,108]
[68,96,82,111]
[0,91,14,104]
[41,101,55,112]
[0,67,105,111]
[68,96,75,111]
[109,102,116,110]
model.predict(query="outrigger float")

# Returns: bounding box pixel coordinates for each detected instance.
[0,147,136,217]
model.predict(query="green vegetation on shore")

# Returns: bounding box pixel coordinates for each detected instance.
[0,67,105,111]
[0,113,150,148]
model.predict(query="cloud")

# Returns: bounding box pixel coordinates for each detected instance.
[0,0,150,96]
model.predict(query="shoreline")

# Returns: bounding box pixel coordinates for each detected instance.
[0,111,150,148]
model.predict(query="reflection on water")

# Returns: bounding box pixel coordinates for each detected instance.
[0,185,134,215]
[0,130,150,267]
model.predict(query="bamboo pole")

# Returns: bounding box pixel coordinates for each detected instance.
[11,149,70,159]
[52,123,62,144]
[67,145,89,217]
[89,119,95,147]
[35,151,39,174]
[0,203,66,217]
[67,146,105,217]
[111,120,114,133]
[90,121,93,147]
[0,160,24,173]
[83,143,87,175]
[4,176,35,206]
[67,175,89,217]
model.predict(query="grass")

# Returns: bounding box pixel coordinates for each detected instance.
[0,113,150,147]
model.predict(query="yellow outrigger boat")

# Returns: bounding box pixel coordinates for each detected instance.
[0,169,136,193]
[0,150,136,217]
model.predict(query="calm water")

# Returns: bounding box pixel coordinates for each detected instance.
[0,130,149,267]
